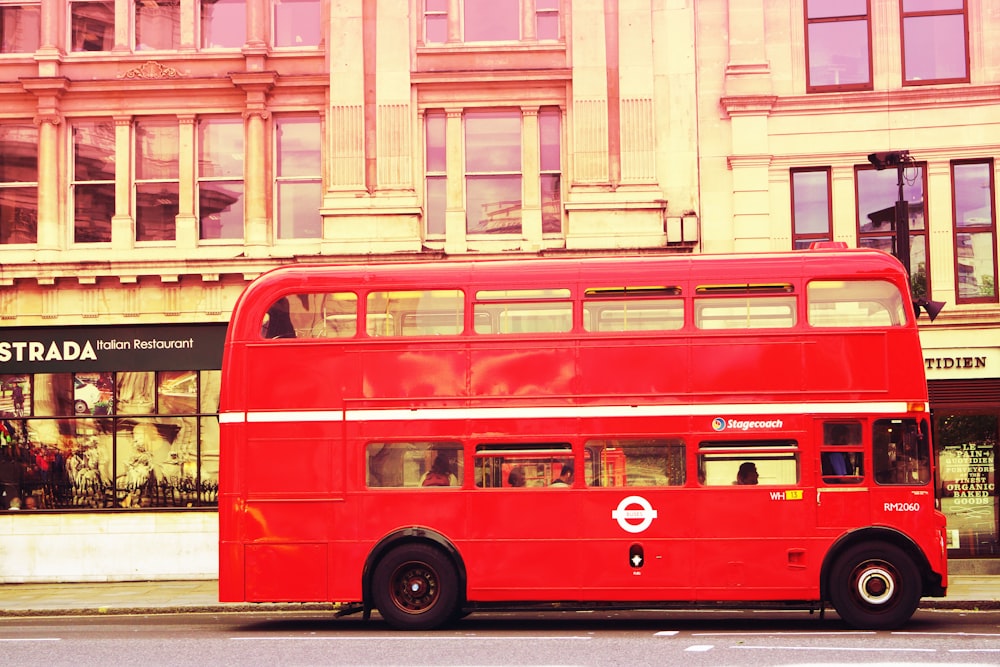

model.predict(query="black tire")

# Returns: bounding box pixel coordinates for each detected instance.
[828,542,922,630]
[371,543,460,630]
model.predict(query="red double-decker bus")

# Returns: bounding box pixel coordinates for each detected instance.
[218,247,947,630]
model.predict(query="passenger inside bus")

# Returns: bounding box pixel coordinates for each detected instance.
[507,466,526,487]
[550,462,574,486]
[261,297,296,339]
[734,461,759,485]
[421,453,456,487]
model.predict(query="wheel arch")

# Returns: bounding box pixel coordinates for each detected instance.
[361,527,467,616]
[820,527,942,602]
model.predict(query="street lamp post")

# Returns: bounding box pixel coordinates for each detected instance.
[867,150,910,275]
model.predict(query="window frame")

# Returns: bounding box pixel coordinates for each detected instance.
[0,1,40,54]
[71,119,116,244]
[197,116,245,241]
[274,114,323,240]
[0,122,40,245]
[900,0,969,87]
[804,0,873,93]
[951,158,998,304]
[790,167,832,249]
[464,109,523,236]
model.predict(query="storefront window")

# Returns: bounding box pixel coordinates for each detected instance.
[937,413,998,557]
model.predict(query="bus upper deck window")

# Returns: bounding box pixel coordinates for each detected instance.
[807,280,907,327]
[366,290,464,337]
[582,287,684,333]
[260,293,358,339]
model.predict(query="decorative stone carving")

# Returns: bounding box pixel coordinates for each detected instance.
[118,61,184,80]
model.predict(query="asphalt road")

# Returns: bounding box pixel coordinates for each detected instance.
[2,608,999,666]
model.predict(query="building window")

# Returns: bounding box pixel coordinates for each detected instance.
[425,111,446,237]
[135,0,180,51]
[134,118,179,242]
[804,0,872,92]
[0,123,38,245]
[275,116,321,239]
[952,160,997,303]
[539,107,561,234]
[198,118,244,240]
[1,2,40,53]
[201,0,245,49]
[72,120,115,244]
[465,110,522,235]
[69,0,113,51]
[464,0,518,42]
[423,0,447,44]
[901,0,968,85]
[273,0,321,48]
[0,368,221,510]
[791,168,832,249]
[936,412,998,558]
[536,0,560,40]
[857,163,929,299]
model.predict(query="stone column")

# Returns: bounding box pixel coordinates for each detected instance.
[443,108,466,254]
[521,107,542,250]
[176,115,198,248]
[111,116,135,250]
[231,72,276,252]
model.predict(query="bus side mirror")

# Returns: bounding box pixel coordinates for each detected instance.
[914,298,945,322]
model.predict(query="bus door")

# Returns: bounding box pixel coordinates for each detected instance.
[816,420,870,528]
[869,417,935,532]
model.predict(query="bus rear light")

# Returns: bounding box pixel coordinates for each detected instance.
[907,402,927,412]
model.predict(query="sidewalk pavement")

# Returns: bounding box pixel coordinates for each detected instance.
[0,577,997,616]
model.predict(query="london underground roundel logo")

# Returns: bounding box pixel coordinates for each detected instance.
[611,495,659,534]
[712,417,726,431]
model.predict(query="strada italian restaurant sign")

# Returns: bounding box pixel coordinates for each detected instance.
[0,323,227,373]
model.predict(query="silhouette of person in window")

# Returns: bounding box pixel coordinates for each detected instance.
[735,461,759,485]
[262,297,296,339]
[507,466,526,487]
[550,462,574,486]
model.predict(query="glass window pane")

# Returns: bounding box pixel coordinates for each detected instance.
[0,187,38,244]
[539,110,560,172]
[200,369,221,413]
[74,183,115,242]
[537,13,559,41]
[135,182,179,241]
[367,290,464,337]
[277,118,321,177]
[367,442,463,488]
[1,4,40,53]
[808,21,870,87]
[274,0,321,47]
[74,121,116,182]
[426,176,446,236]
[541,173,561,234]
[135,121,179,180]
[158,370,198,415]
[201,0,245,49]
[0,124,39,181]
[903,15,967,82]
[425,113,446,172]
[425,15,447,43]
[117,371,155,414]
[874,418,930,485]
[956,232,996,299]
[954,163,992,228]
[792,170,831,235]
[584,298,684,332]
[586,439,686,487]
[199,181,244,240]
[1,374,30,417]
[807,0,868,19]
[465,111,520,172]
[808,280,906,327]
[464,0,518,42]
[466,175,522,234]
[135,0,181,50]
[70,1,113,51]
[199,119,244,178]
[276,180,321,239]
[903,0,963,10]
[695,297,797,329]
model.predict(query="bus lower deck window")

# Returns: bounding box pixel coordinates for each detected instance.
[366,442,463,488]
[585,439,685,487]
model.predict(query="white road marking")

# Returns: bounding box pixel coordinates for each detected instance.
[684,645,714,652]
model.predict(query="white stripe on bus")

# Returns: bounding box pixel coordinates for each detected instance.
[218,401,920,424]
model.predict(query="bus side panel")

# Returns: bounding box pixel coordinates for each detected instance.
[242,343,359,412]
[470,344,576,400]
[577,340,688,398]
[361,345,469,403]
[689,339,805,398]
[218,419,244,602]
[804,333,889,394]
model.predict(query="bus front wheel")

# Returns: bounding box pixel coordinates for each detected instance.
[372,543,459,630]
[829,542,921,630]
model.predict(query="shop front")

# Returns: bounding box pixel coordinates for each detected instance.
[925,346,1000,563]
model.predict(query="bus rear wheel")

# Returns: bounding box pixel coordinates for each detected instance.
[372,543,459,630]
[829,542,921,630]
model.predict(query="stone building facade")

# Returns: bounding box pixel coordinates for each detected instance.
[0,0,997,581]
